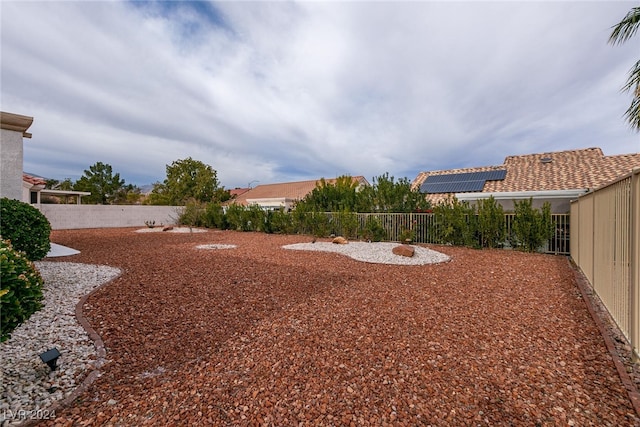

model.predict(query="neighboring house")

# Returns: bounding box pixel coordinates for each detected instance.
[1,111,33,201]
[229,176,370,211]
[25,173,91,205]
[23,173,46,204]
[229,187,250,199]
[412,147,640,213]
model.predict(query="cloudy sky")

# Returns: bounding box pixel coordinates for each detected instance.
[2,1,638,189]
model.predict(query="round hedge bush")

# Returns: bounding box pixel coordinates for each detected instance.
[0,197,51,261]
[0,239,44,342]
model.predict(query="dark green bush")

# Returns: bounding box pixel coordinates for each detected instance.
[432,197,476,246]
[244,204,268,232]
[336,210,359,239]
[306,212,332,237]
[225,204,246,231]
[202,202,227,229]
[477,196,505,248]
[0,198,51,261]
[1,239,45,342]
[266,209,295,234]
[511,199,554,252]
[362,216,386,242]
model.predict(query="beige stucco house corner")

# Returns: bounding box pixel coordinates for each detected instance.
[1,111,33,201]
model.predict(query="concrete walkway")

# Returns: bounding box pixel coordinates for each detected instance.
[47,243,80,258]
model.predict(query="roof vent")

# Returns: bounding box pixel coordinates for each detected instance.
[540,157,552,164]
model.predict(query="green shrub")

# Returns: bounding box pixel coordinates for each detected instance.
[477,196,505,248]
[0,198,51,261]
[178,199,206,227]
[1,239,45,342]
[225,204,246,231]
[307,212,332,237]
[202,202,227,229]
[244,204,268,232]
[511,199,554,252]
[362,216,386,242]
[432,197,476,246]
[265,209,294,234]
[336,210,359,239]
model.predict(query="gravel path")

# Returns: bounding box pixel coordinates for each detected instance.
[1,262,120,426]
[4,228,638,426]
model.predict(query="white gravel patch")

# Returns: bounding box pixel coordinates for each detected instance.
[135,227,207,233]
[282,242,450,265]
[0,262,120,425]
[195,244,237,250]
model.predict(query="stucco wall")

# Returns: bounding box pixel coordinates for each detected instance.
[0,128,24,201]
[38,205,183,230]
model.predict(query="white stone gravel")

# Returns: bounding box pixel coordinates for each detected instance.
[0,262,120,425]
[282,241,451,265]
[195,244,237,250]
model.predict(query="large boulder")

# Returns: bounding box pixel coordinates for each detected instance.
[332,236,348,244]
[392,244,415,257]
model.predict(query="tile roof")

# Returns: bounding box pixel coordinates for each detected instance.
[412,147,640,203]
[230,176,368,206]
[23,173,46,186]
[229,187,250,198]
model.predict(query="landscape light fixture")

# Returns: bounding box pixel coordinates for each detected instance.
[39,348,61,371]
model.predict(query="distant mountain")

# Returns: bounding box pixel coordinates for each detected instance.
[139,184,155,194]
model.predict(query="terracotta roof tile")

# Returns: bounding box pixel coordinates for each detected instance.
[412,147,640,204]
[229,188,250,197]
[23,173,46,186]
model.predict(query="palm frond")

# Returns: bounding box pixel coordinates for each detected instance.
[623,94,640,132]
[621,59,640,94]
[609,7,640,45]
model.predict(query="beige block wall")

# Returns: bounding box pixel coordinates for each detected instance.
[38,205,183,230]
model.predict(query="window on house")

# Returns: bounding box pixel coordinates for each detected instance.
[30,191,38,204]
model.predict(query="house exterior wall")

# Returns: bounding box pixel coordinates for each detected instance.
[0,128,25,201]
[38,205,183,230]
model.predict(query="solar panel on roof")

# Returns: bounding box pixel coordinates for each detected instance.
[421,181,486,194]
[420,169,507,194]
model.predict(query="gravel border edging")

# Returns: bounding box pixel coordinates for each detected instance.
[568,258,640,418]
[18,266,122,427]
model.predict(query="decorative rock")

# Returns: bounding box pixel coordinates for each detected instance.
[332,236,348,244]
[392,244,415,257]
[0,262,120,422]
[162,226,174,232]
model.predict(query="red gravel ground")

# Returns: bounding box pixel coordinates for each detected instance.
[42,227,638,426]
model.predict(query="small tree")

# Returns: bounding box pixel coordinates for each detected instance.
[357,173,431,213]
[74,162,126,204]
[150,157,223,205]
[296,176,360,213]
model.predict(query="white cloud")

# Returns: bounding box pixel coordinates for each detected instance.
[3,1,638,189]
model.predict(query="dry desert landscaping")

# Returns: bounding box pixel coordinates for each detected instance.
[33,227,639,426]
